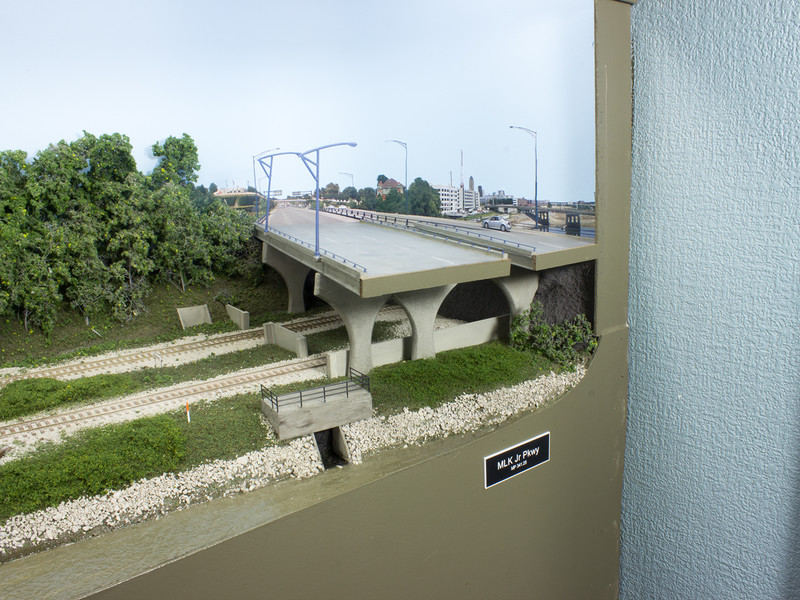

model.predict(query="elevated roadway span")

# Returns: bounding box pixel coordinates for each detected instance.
[327,208,598,272]
[254,207,590,373]
[255,208,512,298]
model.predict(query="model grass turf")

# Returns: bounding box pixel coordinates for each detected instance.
[369,342,556,414]
[0,275,289,368]
[0,416,186,520]
[170,396,277,469]
[0,375,142,421]
[0,344,566,522]
[0,344,295,421]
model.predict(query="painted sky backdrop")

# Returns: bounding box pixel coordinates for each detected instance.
[2,0,594,202]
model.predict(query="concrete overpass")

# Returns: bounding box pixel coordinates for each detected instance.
[255,207,598,373]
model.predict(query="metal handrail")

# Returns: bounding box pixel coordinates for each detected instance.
[324,208,534,253]
[264,226,368,272]
[261,368,370,413]
[417,220,538,252]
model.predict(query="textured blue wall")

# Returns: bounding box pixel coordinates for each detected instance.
[623,1,800,598]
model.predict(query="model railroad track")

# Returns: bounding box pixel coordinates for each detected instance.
[0,356,327,441]
[0,328,264,386]
[282,306,401,333]
[0,307,403,388]
[282,313,344,333]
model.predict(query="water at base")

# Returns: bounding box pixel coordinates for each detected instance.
[1,429,486,600]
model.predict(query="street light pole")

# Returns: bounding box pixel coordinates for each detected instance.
[256,150,297,230]
[387,140,408,214]
[509,126,538,230]
[296,142,358,258]
[253,147,279,219]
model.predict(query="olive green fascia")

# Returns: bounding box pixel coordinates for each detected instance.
[359,257,511,298]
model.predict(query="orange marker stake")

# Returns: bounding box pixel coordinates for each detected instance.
[186,401,191,423]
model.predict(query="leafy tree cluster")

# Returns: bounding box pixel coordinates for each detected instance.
[510,300,597,366]
[0,132,253,334]
[343,176,440,217]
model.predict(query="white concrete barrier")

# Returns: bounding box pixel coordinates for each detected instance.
[263,322,308,358]
[177,305,212,329]
[225,304,250,330]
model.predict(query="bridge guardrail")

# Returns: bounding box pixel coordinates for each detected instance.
[326,208,508,256]
[261,367,370,413]
[261,222,368,273]
[326,208,536,252]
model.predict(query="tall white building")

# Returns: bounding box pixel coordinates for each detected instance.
[434,176,480,215]
[462,176,479,212]
[433,185,460,214]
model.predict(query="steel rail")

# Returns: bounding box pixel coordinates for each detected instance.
[0,356,327,441]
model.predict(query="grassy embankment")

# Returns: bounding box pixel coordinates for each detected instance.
[0,322,396,422]
[0,272,292,368]
[0,270,574,524]
[0,343,560,522]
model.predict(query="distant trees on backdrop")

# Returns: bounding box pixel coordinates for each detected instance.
[0,132,254,334]
[320,175,441,217]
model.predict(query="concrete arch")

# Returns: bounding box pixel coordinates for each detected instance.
[437,280,510,323]
[314,274,389,374]
[262,246,312,314]
[492,267,540,317]
[393,284,455,361]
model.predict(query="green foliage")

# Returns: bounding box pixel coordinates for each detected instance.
[0,344,294,420]
[168,396,274,468]
[355,177,438,216]
[321,182,340,199]
[0,132,253,334]
[370,342,552,414]
[0,416,185,520]
[357,186,378,210]
[510,300,597,366]
[380,188,405,213]
[149,133,200,188]
[0,375,142,420]
[407,177,441,216]
[339,186,357,201]
[0,274,287,368]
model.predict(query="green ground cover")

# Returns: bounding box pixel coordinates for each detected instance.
[369,342,556,414]
[0,416,186,520]
[0,274,289,368]
[0,344,565,522]
[0,321,397,421]
[0,345,295,421]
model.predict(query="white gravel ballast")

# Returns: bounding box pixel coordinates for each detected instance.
[0,364,585,560]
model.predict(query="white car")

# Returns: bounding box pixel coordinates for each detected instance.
[482,215,511,232]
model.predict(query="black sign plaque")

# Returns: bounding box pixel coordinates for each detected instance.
[484,432,550,489]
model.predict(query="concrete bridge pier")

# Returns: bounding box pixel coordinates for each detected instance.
[314,274,389,373]
[493,268,540,316]
[394,285,455,360]
[262,246,312,314]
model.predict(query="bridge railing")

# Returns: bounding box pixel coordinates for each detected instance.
[414,221,538,252]
[326,208,530,254]
[260,222,369,273]
[326,206,595,239]
[261,368,370,413]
